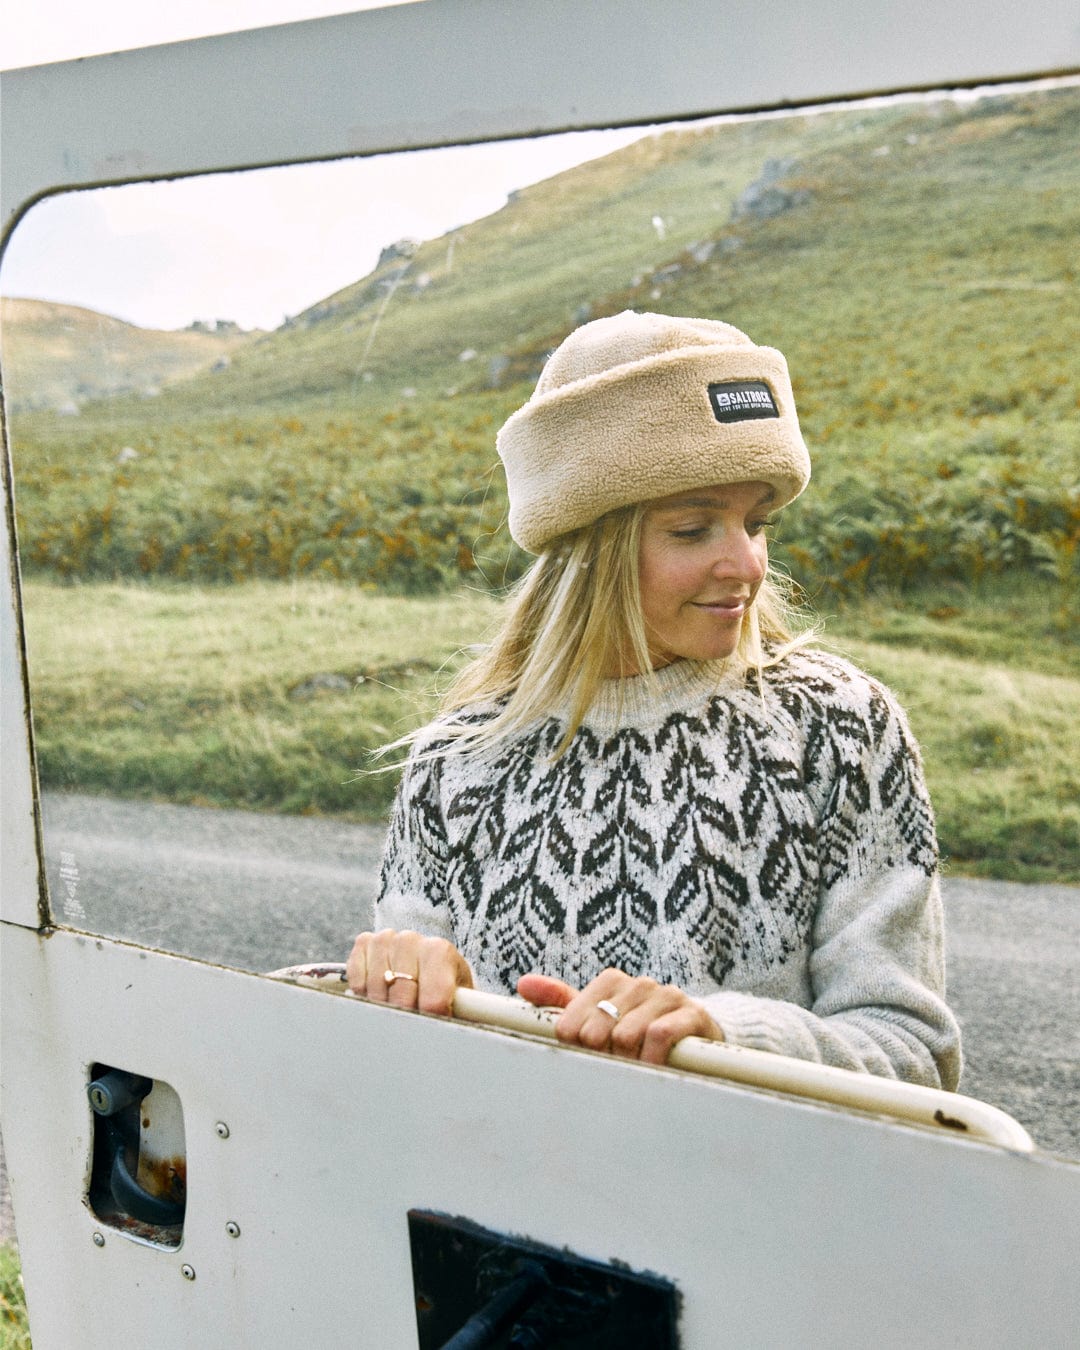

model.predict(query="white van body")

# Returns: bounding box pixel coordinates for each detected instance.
[3,4,1079,1346]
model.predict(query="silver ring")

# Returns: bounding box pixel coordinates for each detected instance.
[596,999,621,1021]
[384,969,418,986]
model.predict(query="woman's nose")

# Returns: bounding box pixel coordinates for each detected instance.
[712,531,766,583]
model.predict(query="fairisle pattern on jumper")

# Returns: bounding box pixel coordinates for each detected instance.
[375,648,960,1090]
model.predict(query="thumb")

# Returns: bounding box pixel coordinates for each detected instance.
[517,973,577,1009]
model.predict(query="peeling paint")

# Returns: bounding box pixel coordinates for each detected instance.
[933,1109,970,1132]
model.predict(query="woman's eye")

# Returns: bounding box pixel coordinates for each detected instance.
[662,513,778,541]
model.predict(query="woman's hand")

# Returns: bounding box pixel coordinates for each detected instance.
[346,928,473,1016]
[517,968,723,1065]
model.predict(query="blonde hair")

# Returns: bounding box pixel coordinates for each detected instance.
[390,501,815,763]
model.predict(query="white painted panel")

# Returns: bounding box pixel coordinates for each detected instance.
[4,0,1080,237]
[3,927,1078,1349]
[0,446,43,929]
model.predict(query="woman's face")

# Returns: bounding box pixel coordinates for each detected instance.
[634,479,773,671]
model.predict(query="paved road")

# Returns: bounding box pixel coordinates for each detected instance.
[4,792,1078,1244]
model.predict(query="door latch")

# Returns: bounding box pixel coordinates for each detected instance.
[87,1064,186,1245]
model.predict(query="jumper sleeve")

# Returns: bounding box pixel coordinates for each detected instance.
[699,685,962,1091]
[373,751,455,943]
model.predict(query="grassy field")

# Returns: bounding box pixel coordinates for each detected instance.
[0,1243,29,1350]
[22,576,1079,884]
[22,579,495,816]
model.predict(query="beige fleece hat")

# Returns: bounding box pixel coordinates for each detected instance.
[497,310,811,553]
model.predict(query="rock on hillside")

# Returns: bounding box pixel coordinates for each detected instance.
[730,158,812,221]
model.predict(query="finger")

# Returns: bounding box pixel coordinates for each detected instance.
[560,971,651,1049]
[516,973,577,1010]
[347,929,398,1002]
[347,931,389,999]
[638,1004,722,1065]
[345,932,368,995]
[417,937,473,1017]
[383,931,423,1009]
[608,986,689,1059]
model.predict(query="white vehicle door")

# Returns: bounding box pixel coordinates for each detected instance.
[3,4,1079,1347]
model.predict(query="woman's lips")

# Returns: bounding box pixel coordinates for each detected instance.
[692,597,749,617]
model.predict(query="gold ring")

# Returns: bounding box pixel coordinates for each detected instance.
[596,999,621,1021]
[384,969,418,986]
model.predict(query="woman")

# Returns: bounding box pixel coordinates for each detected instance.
[346,311,961,1091]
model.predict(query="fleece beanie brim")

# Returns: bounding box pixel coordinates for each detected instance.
[497,312,811,554]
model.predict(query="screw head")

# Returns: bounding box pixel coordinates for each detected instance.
[214,1121,230,1139]
[225,1221,241,1238]
[181,1264,196,1281]
[92,1232,105,1248]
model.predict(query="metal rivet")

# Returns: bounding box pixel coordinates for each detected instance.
[214,1121,230,1139]
[181,1264,196,1281]
[92,1232,105,1248]
[225,1221,241,1238]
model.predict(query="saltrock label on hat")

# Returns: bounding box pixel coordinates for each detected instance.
[708,380,779,423]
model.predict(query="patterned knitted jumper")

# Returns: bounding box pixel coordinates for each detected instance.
[375,648,962,1090]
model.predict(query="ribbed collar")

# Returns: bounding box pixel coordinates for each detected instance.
[573,659,743,733]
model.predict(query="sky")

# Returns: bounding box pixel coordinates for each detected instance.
[0,1,656,331]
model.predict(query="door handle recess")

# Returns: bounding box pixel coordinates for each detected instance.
[87,1067,187,1231]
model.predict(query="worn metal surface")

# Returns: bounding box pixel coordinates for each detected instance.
[0,398,45,930]
[3,924,1080,1349]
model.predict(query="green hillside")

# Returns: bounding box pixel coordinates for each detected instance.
[0,297,255,412]
[43,80,1075,417]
